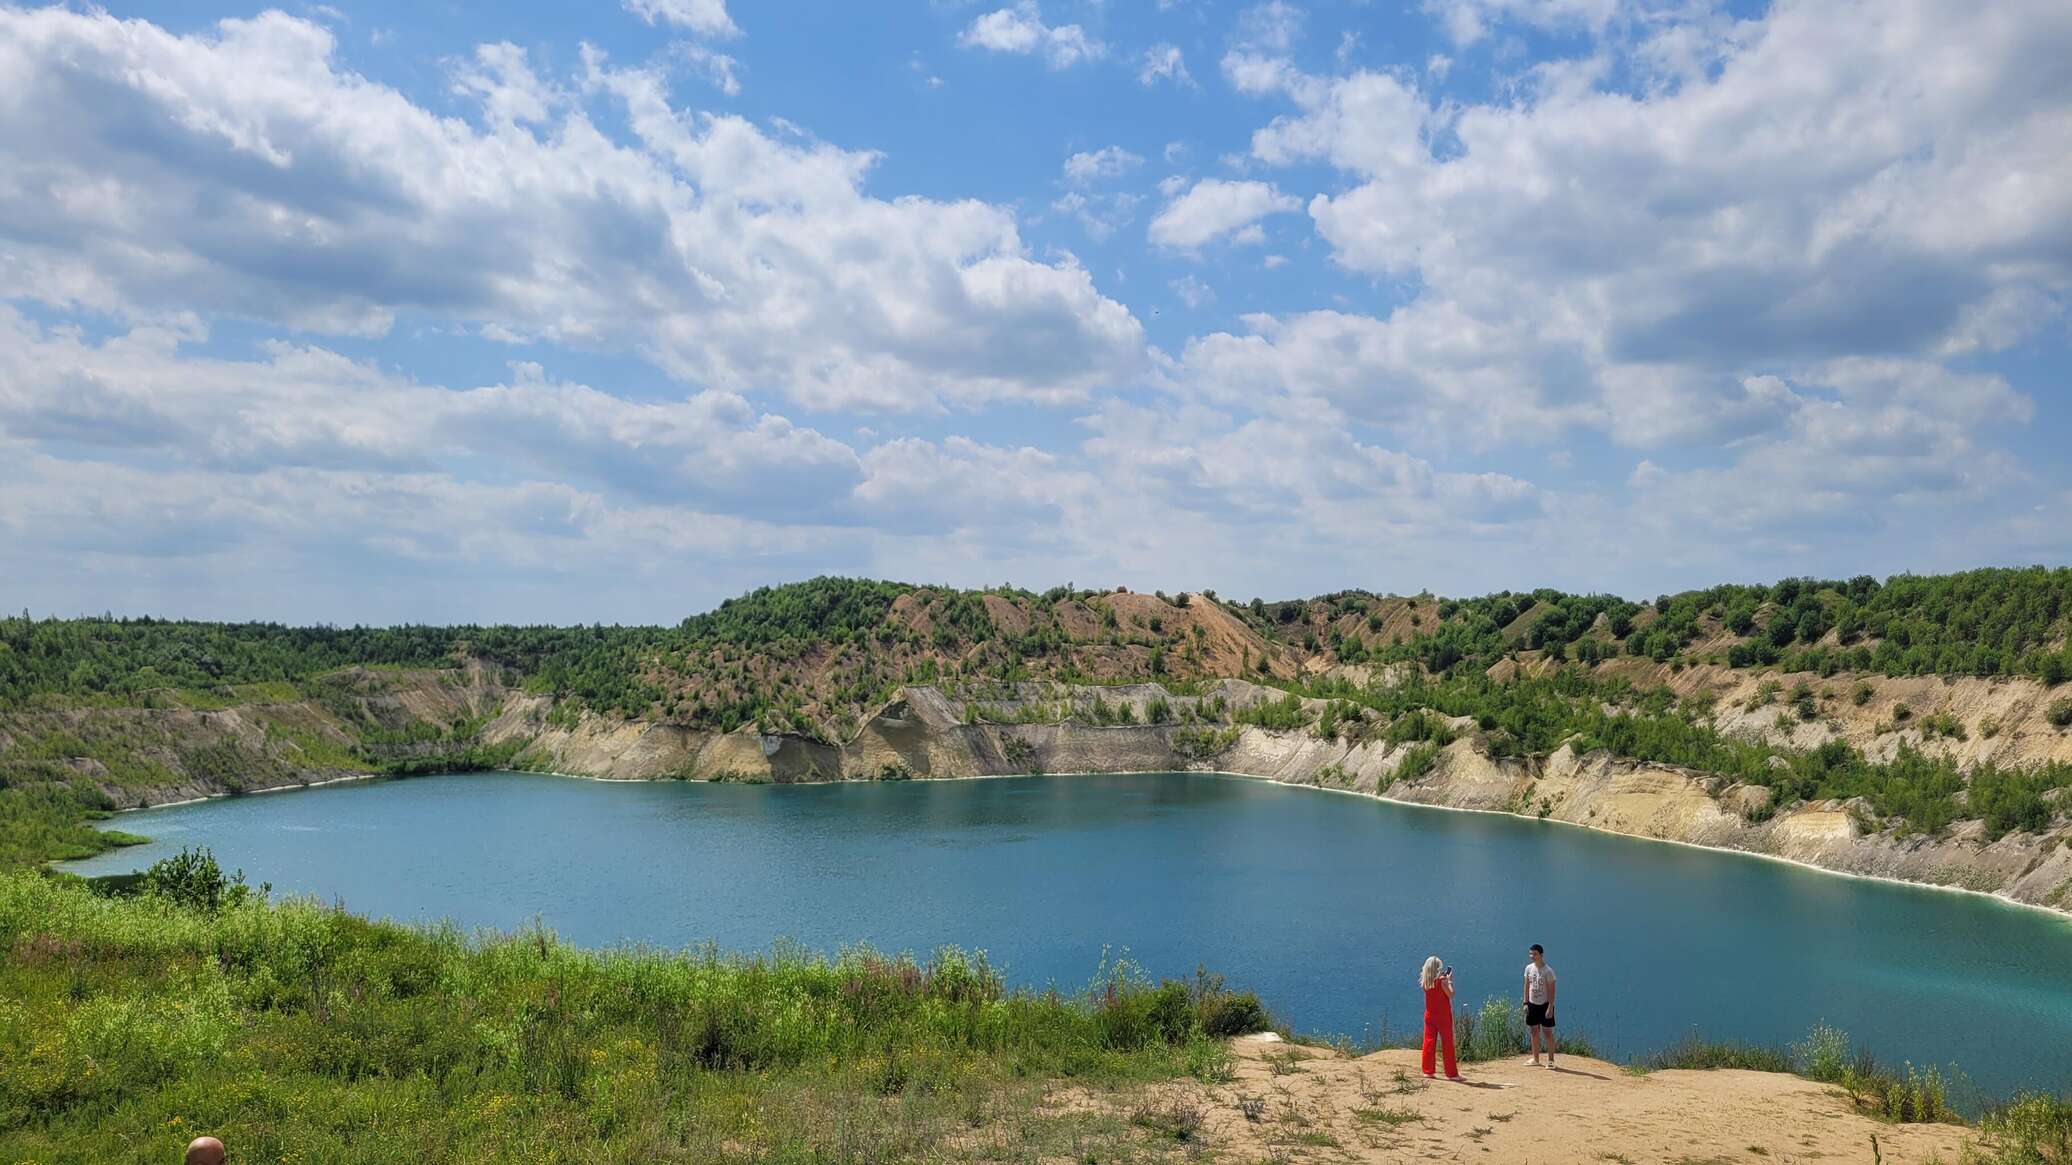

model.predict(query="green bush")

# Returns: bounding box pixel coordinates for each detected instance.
[1197,991,1268,1038]
[1394,742,1443,782]
[2048,699,2072,729]
[1976,1091,2072,1164]
[1457,997,1524,1063]
[1148,981,1195,1044]
[140,847,251,914]
[1850,1062,1959,1124]
[1794,1022,1852,1082]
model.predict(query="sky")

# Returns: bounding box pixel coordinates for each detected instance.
[0,0,2067,625]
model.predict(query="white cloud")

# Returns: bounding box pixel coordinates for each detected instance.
[0,8,1147,412]
[1173,308,1591,445]
[1194,0,2072,457]
[1232,1,1305,53]
[855,437,1089,535]
[2,0,2067,617]
[0,310,866,519]
[450,42,560,125]
[1219,50,1319,99]
[675,41,742,95]
[624,0,740,38]
[1050,189,1142,240]
[1148,178,1301,249]
[1423,0,1618,47]
[1170,274,1215,308]
[1613,361,2032,559]
[1139,43,1193,87]
[1063,146,1144,185]
[959,3,1105,68]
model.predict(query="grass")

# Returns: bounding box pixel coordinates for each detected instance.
[1128,1096,1208,1142]
[1641,1025,1964,1125]
[1971,1091,2072,1163]
[1352,1105,1420,1129]
[1454,996,1600,1063]
[6,861,2072,1162]
[0,868,1271,1164]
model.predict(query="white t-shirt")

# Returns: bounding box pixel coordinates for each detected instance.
[1524,961,1555,1005]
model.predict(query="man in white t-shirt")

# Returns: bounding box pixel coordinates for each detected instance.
[1523,943,1557,1067]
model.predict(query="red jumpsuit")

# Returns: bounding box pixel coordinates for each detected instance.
[1421,982,1457,1077]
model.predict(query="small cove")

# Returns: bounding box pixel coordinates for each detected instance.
[66,769,2072,1099]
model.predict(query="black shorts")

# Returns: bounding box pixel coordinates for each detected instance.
[1525,1001,1555,1028]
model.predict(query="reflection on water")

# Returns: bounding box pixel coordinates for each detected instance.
[65,770,2072,1098]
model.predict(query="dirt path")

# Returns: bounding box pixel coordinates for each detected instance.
[1117,1034,1976,1163]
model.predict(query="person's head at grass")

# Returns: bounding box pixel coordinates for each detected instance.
[1420,955,1443,989]
[185,1136,225,1165]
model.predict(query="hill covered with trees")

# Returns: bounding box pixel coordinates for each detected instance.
[8,567,2069,728]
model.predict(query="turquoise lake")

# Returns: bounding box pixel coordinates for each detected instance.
[66,770,2072,1098]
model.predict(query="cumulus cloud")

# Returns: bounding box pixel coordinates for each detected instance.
[1063,146,1144,185]
[1423,0,1618,47]
[1185,0,2072,456]
[0,7,1145,412]
[0,440,854,624]
[855,437,1090,535]
[0,310,866,520]
[1050,189,1141,240]
[1613,360,2034,571]
[1170,275,1215,309]
[2,0,2067,618]
[1232,1,1305,53]
[1139,43,1192,87]
[674,41,742,96]
[1148,179,1301,249]
[0,309,1111,617]
[1219,1,1319,99]
[1079,400,1547,544]
[958,3,1104,68]
[624,0,739,38]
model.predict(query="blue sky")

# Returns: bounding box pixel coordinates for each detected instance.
[0,0,2067,624]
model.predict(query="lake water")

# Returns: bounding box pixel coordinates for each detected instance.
[66,770,2072,1098]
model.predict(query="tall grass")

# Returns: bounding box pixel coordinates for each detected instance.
[1452,996,1599,1063]
[0,870,1268,1163]
[1641,1022,1964,1124]
[1973,1092,2072,1163]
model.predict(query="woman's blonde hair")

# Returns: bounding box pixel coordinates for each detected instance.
[1420,955,1443,990]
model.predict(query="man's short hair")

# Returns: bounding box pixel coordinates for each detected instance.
[1529,943,1544,955]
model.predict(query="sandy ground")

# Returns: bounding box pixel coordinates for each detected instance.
[1106,1033,1977,1164]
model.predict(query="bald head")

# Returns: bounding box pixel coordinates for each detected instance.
[185,1136,225,1165]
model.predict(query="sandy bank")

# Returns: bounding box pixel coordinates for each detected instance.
[1080,1032,1978,1163]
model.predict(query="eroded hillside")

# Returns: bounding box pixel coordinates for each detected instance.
[5,570,2070,909]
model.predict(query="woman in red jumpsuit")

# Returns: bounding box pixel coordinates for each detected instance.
[1420,955,1460,1079]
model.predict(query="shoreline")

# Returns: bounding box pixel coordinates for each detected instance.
[74,762,2072,924]
[1200,769,2072,926]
